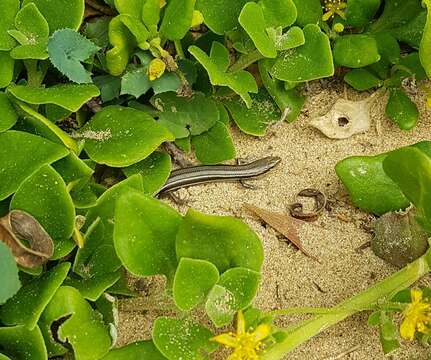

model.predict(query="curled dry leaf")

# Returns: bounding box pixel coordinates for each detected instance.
[290,188,327,221]
[244,203,319,261]
[0,210,54,268]
[310,94,378,139]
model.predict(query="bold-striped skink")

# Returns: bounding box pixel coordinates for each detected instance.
[157,156,281,195]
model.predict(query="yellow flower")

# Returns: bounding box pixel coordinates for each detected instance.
[148,58,166,81]
[211,311,271,360]
[322,0,347,21]
[400,288,431,341]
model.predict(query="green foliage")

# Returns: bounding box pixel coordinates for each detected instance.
[0,93,18,132]
[333,35,380,68]
[159,0,195,40]
[385,88,419,130]
[420,0,431,77]
[0,0,19,51]
[0,242,20,305]
[0,325,47,360]
[48,29,100,83]
[102,341,165,359]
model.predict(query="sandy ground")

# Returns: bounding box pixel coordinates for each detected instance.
[116,82,431,360]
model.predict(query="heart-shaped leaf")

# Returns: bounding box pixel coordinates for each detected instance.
[173,258,219,311]
[160,0,195,40]
[0,263,70,329]
[345,0,381,27]
[39,286,111,359]
[10,165,76,259]
[8,84,100,112]
[224,89,281,136]
[0,325,47,360]
[48,29,100,84]
[153,317,217,360]
[192,121,236,164]
[0,131,68,201]
[74,175,143,278]
[0,242,20,305]
[333,34,380,68]
[239,2,277,58]
[114,191,181,279]
[9,3,49,60]
[195,0,249,35]
[151,92,219,138]
[271,24,334,82]
[22,0,85,33]
[176,208,264,273]
[189,42,258,107]
[122,151,172,195]
[80,105,174,167]
[0,93,18,132]
[0,0,19,51]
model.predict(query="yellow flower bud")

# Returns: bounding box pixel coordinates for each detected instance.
[333,23,345,33]
[148,58,166,81]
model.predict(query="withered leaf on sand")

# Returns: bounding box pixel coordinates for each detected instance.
[0,210,54,268]
[244,203,319,261]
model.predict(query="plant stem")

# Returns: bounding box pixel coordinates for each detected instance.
[228,50,265,73]
[261,249,431,359]
[174,40,185,59]
[24,60,45,88]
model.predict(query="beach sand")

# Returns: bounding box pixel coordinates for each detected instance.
[117,82,431,360]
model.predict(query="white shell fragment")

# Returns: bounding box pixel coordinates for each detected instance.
[310,97,373,139]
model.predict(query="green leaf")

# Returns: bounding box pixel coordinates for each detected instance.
[22,0,85,33]
[48,29,100,84]
[0,52,15,89]
[367,311,381,326]
[74,176,143,278]
[0,92,18,132]
[224,89,281,136]
[151,92,219,138]
[259,59,305,122]
[385,88,419,131]
[291,0,322,27]
[0,325,47,360]
[344,68,383,91]
[192,121,236,164]
[195,0,249,35]
[114,191,181,279]
[80,105,174,167]
[121,67,151,97]
[52,152,94,187]
[271,24,334,82]
[345,0,381,28]
[0,242,20,305]
[153,317,217,360]
[64,272,121,301]
[0,131,68,201]
[39,286,111,359]
[0,263,70,329]
[333,35,380,68]
[189,42,258,108]
[10,165,76,259]
[8,84,100,112]
[122,151,172,195]
[9,3,49,60]
[142,0,162,29]
[383,147,431,230]
[259,0,297,28]
[0,0,19,51]
[160,0,195,40]
[205,267,260,327]
[379,312,400,354]
[370,0,423,33]
[102,341,166,360]
[267,26,305,51]
[335,153,410,215]
[84,17,110,48]
[173,258,219,311]
[94,75,121,102]
[176,208,264,273]
[391,9,427,49]
[239,3,277,58]
[420,0,431,78]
